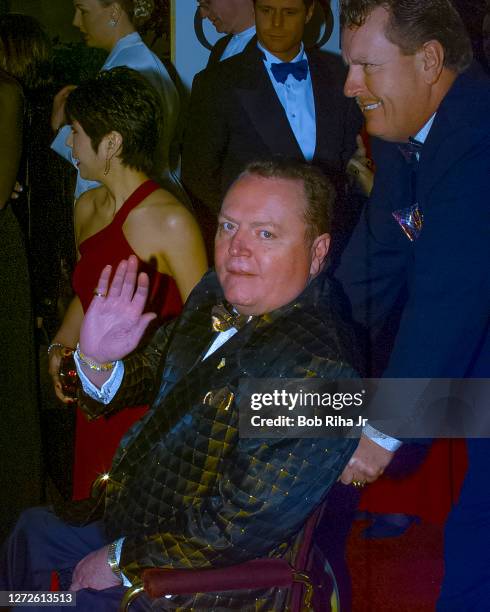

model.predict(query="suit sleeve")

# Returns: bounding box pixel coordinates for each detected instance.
[118,363,358,581]
[181,70,230,213]
[77,319,177,419]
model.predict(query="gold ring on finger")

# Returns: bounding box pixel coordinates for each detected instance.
[352,480,367,488]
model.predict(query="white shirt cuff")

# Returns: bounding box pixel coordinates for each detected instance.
[74,351,124,404]
[114,537,132,587]
[363,423,402,451]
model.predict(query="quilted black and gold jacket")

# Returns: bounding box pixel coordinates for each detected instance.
[79,271,358,610]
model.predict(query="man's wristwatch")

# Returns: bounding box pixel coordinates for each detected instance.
[107,542,123,582]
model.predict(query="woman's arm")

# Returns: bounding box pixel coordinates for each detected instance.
[0,75,23,209]
[49,295,84,403]
[48,191,93,402]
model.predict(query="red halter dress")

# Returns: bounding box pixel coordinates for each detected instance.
[72,179,182,500]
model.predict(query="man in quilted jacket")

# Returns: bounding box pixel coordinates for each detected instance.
[1,159,359,611]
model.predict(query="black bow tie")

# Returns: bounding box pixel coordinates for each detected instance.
[270,59,308,84]
[211,302,251,332]
[398,137,423,164]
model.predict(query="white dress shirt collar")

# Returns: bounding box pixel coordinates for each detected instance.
[414,113,436,144]
[257,41,306,66]
[220,25,256,61]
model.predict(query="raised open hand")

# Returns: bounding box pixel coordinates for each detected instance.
[79,255,157,364]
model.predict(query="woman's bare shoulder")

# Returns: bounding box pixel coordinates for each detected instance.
[74,186,106,223]
[132,187,197,230]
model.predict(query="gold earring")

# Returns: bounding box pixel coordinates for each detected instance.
[104,156,111,176]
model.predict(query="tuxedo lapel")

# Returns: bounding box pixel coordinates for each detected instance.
[190,318,258,380]
[416,111,473,207]
[207,34,232,67]
[416,71,484,207]
[158,282,223,380]
[236,47,304,159]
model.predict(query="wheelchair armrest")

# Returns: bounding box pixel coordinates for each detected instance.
[143,558,294,598]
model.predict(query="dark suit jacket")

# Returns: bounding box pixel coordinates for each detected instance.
[79,271,358,609]
[206,34,232,67]
[182,38,362,239]
[334,66,489,610]
[336,65,490,379]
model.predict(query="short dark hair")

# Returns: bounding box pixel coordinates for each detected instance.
[0,14,53,92]
[253,0,315,9]
[340,0,473,74]
[241,158,335,243]
[65,66,163,175]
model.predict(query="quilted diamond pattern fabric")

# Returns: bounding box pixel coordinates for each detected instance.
[78,271,358,609]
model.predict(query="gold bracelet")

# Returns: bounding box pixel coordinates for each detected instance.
[76,344,116,372]
[47,342,65,355]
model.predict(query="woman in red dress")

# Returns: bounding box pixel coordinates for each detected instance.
[48,67,207,500]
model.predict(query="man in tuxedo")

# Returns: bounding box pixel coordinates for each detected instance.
[182,0,362,257]
[1,159,359,611]
[198,0,256,66]
[335,1,490,608]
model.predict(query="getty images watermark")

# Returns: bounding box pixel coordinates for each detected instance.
[238,378,490,438]
[249,387,368,428]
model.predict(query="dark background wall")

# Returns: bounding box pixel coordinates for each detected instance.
[6,0,80,42]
